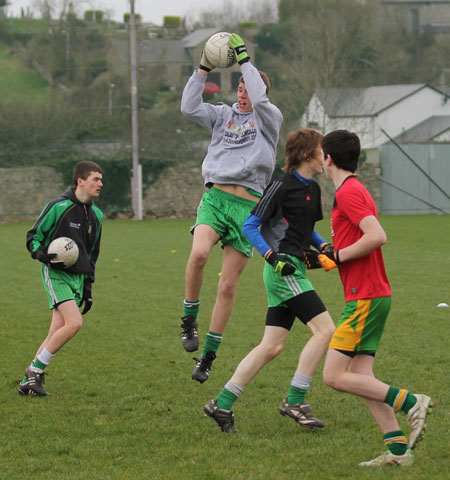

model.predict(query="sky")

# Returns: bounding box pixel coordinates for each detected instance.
[6,0,239,25]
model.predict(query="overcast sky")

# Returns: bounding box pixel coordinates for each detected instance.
[6,0,246,25]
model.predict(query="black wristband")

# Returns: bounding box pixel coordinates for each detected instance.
[199,64,211,73]
[265,251,276,265]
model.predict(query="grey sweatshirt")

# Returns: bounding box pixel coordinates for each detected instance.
[180,62,283,194]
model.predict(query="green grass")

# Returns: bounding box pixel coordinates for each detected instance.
[1,216,449,479]
[3,18,50,35]
[0,46,54,105]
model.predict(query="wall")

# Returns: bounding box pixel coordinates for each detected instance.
[0,167,64,220]
[0,162,382,221]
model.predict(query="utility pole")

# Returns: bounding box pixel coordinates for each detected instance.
[65,2,73,78]
[129,0,142,219]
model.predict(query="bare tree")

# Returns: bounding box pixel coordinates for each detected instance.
[189,0,278,29]
[33,0,89,21]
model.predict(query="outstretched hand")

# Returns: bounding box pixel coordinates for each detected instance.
[199,50,214,73]
[228,33,250,65]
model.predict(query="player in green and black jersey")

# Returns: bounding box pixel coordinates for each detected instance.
[18,161,103,396]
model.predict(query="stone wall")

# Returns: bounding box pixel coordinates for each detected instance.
[0,167,64,220]
[0,162,381,220]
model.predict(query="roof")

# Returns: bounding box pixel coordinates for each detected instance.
[182,28,221,48]
[393,115,450,142]
[383,1,450,4]
[315,84,427,117]
[139,39,189,63]
[111,38,190,65]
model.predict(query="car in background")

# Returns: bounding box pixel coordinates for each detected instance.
[203,82,221,95]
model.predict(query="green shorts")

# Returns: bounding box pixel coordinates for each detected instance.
[41,265,85,310]
[193,187,257,257]
[263,255,315,308]
[329,296,391,354]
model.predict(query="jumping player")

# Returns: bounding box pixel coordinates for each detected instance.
[179,33,283,383]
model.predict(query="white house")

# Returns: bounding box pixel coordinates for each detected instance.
[301,84,450,149]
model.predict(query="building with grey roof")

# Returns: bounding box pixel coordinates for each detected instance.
[107,28,254,95]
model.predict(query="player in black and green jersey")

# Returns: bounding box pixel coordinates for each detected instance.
[18,161,103,396]
[204,129,335,432]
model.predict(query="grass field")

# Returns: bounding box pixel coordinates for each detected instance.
[0,47,54,105]
[1,216,449,479]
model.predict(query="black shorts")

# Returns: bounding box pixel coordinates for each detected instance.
[265,290,327,330]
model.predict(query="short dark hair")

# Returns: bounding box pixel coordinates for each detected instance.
[322,130,360,173]
[73,161,102,186]
[282,128,323,173]
[239,70,271,94]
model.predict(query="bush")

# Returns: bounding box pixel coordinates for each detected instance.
[163,16,181,28]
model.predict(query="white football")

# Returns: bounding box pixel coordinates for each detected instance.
[204,32,237,69]
[47,237,79,268]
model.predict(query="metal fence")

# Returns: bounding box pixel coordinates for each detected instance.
[379,144,450,214]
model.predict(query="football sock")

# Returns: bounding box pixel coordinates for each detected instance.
[287,386,308,405]
[287,372,311,405]
[384,386,417,414]
[37,348,54,366]
[216,381,244,411]
[202,331,222,356]
[383,430,408,455]
[31,358,47,371]
[183,299,200,320]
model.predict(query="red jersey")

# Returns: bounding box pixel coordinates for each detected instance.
[331,176,391,301]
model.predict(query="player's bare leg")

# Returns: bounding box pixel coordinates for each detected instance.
[323,349,390,401]
[184,224,220,301]
[181,224,220,351]
[192,245,248,383]
[230,326,289,386]
[43,300,83,355]
[20,300,83,396]
[209,245,249,334]
[279,312,334,428]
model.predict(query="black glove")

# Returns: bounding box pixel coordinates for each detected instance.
[318,249,341,272]
[80,280,93,315]
[303,249,322,269]
[228,33,250,65]
[266,252,296,276]
[33,248,65,269]
[320,243,334,253]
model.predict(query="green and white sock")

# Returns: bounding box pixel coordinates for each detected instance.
[31,358,47,370]
[34,348,54,369]
[287,372,311,405]
[216,381,244,411]
[202,331,222,356]
[183,299,200,320]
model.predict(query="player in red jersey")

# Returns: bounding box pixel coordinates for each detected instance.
[319,130,432,467]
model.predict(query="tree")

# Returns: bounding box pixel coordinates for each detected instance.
[256,0,378,128]
[191,0,278,29]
